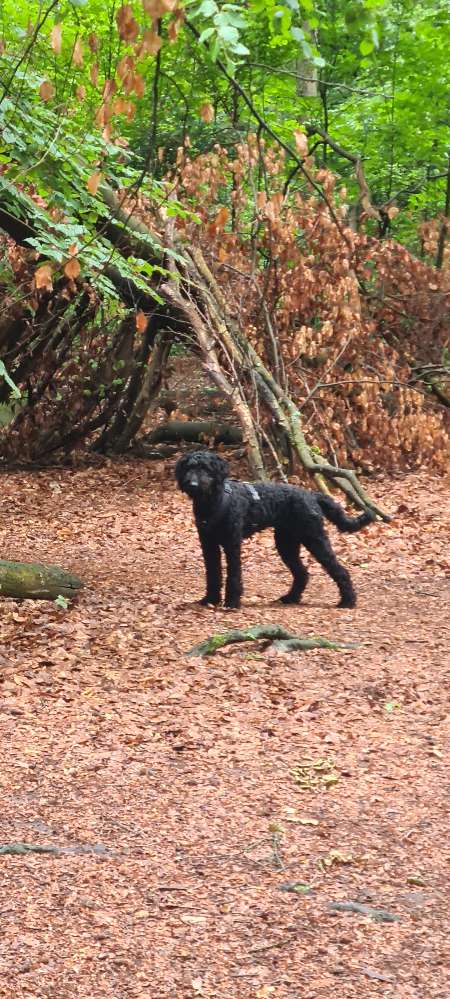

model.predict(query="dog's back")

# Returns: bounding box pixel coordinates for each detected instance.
[229,480,322,538]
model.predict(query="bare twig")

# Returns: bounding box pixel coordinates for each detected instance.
[249,63,392,98]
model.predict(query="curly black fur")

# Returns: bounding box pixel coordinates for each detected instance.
[175,450,375,609]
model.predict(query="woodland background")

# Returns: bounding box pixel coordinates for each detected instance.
[0,0,448,485]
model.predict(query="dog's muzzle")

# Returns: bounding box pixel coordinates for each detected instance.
[183,472,205,496]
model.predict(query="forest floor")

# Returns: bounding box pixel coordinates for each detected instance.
[0,457,448,999]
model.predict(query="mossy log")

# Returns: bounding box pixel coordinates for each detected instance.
[0,560,83,600]
[187,624,358,657]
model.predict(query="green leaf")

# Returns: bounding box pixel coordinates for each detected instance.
[54,595,69,610]
[198,26,215,43]
[232,42,250,55]
[193,0,218,16]
[216,23,239,43]
[210,36,220,61]
[0,361,21,399]
[360,38,375,55]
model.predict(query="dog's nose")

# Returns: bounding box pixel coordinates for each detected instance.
[187,474,199,489]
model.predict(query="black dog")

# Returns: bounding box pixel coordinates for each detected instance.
[176,450,375,610]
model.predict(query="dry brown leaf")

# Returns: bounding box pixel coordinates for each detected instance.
[39,80,55,102]
[64,258,81,280]
[34,263,53,290]
[90,62,99,87]
[140,29,163,56]
[135,311,148,333]
[116,4,140,42]
[293,128,308,157]
[50,24,62,56]
[199,102,214,123]
[73,38,84,67]
[214,206,229,230]
[133,73,145,97]
[167,17,182,43]
[117,55,134,80]
[113,97,128,114]
[103,79,117,100]
[87,172,102,196]
[143,0,178,16]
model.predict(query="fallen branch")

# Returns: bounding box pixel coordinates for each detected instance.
[187,624,358,657]
[141,419,242,446]
[0,560,83,600]
[0,842,114,857]
[327,901,400,923]
[161,277,268,479]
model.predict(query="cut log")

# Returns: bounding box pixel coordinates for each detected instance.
[141,420,243,446]
[0,560,83,600]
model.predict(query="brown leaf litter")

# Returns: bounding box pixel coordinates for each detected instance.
[0,459,448,998]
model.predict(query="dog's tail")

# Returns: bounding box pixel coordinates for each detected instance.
[316,493,376,533]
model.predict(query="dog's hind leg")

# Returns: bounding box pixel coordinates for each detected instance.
[302,532,356,608]
[275,529,309,604]
[199,535,222,605]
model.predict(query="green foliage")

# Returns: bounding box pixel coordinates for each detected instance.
[0,0,449,255]
[0,60,187,301]
[186,0,250,68]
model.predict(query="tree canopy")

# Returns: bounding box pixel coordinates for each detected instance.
[0,0,448,476]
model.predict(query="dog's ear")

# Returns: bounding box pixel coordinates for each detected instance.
[211,453,229,481]
[175,454,190,487]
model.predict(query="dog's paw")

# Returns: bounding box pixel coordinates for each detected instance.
[279,593,301,605]
[224,600,241,609]
[199,596,221,607]
[337,598,356,609]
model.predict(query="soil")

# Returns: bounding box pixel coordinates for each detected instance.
[0,458,448,998]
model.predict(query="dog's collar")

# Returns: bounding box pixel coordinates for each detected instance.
[197,480,233,530]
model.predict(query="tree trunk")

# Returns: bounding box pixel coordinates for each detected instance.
[295,22,319,98]
[0,560,83,600]
[435,148,450,269]
[104,331,172,453]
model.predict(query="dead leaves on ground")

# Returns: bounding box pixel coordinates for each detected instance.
[0,462,448,997]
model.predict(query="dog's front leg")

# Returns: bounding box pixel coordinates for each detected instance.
[223,536,243,609]
[199,532,222,605]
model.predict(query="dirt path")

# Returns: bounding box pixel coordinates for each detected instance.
[0,461,448,998]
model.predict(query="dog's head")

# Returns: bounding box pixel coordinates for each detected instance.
[175,450,229,500]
